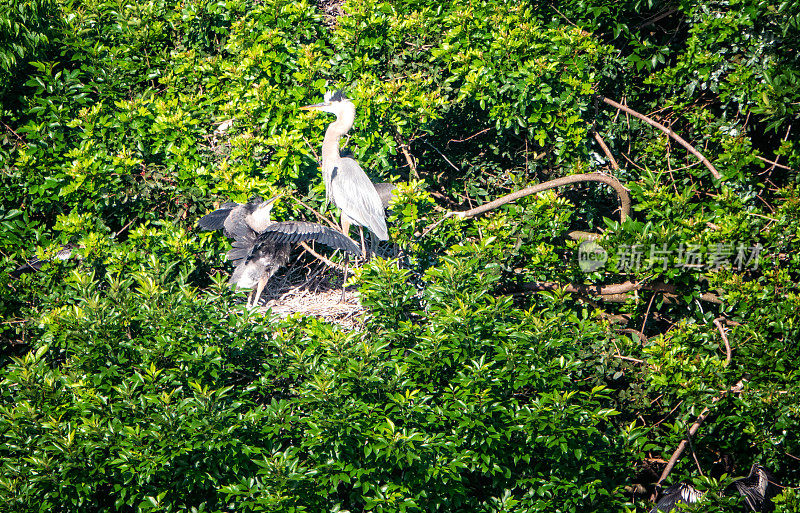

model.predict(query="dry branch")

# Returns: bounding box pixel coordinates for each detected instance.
[655,406,713,486]
[713,317,732,367]
[755,154,794,171]
[655,380,745,486]
[298,242,351,274]
[593,132,620,170]
[511,279,721,305]
[454,172,631,222]
[599,96,722,180]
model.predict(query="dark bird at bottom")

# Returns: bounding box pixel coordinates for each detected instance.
[650,463,782,512]
[650,481,703,513]
[727,464,782,512]
[198,195,361,307]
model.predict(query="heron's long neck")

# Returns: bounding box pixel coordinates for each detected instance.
[321,109,354,167]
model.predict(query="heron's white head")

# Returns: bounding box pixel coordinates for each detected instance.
[248,194,282,229]
[299,90,354,118]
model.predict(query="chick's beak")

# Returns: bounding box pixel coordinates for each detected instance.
[299,102,326,111]
[264,194,283,206]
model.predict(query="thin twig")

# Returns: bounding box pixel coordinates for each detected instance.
[289,196,340,230]
[113,219,135,239]
[599,96,722,180]
[302,136,320,162]
[419,211,456,238]
[613,354,645,364]
[713,317,732,367]
[641,292,658,334]
[1,120,25,143]
[652,400,685,428]
[687,431,705,477]
[298,242,352,274]
[755,155,793,171]
[447,127,492,145]
[617,328,649,344]
[419,139,460,172]
[395,135,419,179]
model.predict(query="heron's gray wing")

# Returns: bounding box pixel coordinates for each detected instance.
[649,482,702,513]
[259,221,361,256]
[197,203,239,231]
[373,182,397,210]
[330,158,388,240]
[226,228,258,265]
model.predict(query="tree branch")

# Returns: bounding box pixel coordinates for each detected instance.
[454,172,631,222]
[593,131,620,170]
[713,317,732,367]
[599,96,722,180]
[509,280,722,305]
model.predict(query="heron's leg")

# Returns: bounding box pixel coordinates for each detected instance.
[358,226,367,260]
[340,258,349,303]
[368,230,378,258]
[341,214,351,238]
[253,274,269,308]
[246,288,255,308]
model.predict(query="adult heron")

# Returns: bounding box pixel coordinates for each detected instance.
[300,90,388,249]
[199,195,361,307]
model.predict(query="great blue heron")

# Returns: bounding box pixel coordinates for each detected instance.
[300,90,388,250]
[199,195,361,307]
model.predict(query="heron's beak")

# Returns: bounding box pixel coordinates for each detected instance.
[299,102,327,111]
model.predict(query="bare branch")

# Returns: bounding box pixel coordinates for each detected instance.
[713,317,732,367]
[298,242,352,274]
[593,131,620,170]
[447,127,492,144]
[599,96,722,180]
[656,406,713,485]
[509,280,722,305]
[755,154,793,171]
[454,172,631,222]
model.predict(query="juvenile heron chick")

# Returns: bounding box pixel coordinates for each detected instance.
[200,195,361,307]
[197,195,274,238]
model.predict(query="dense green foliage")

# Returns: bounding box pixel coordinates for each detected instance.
[1,0,799,511]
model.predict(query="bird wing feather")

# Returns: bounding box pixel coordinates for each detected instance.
[329,158,388,240]
[197,204,238,231]
[650,482,702,513]
[226,229,259,265]
[258,221,361,256]
[732,464,778,512]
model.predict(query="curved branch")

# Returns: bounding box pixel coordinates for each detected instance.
[510,280,722,305]
[713,317,732,367]
[599,96,722,180]
[456,172,630,222]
